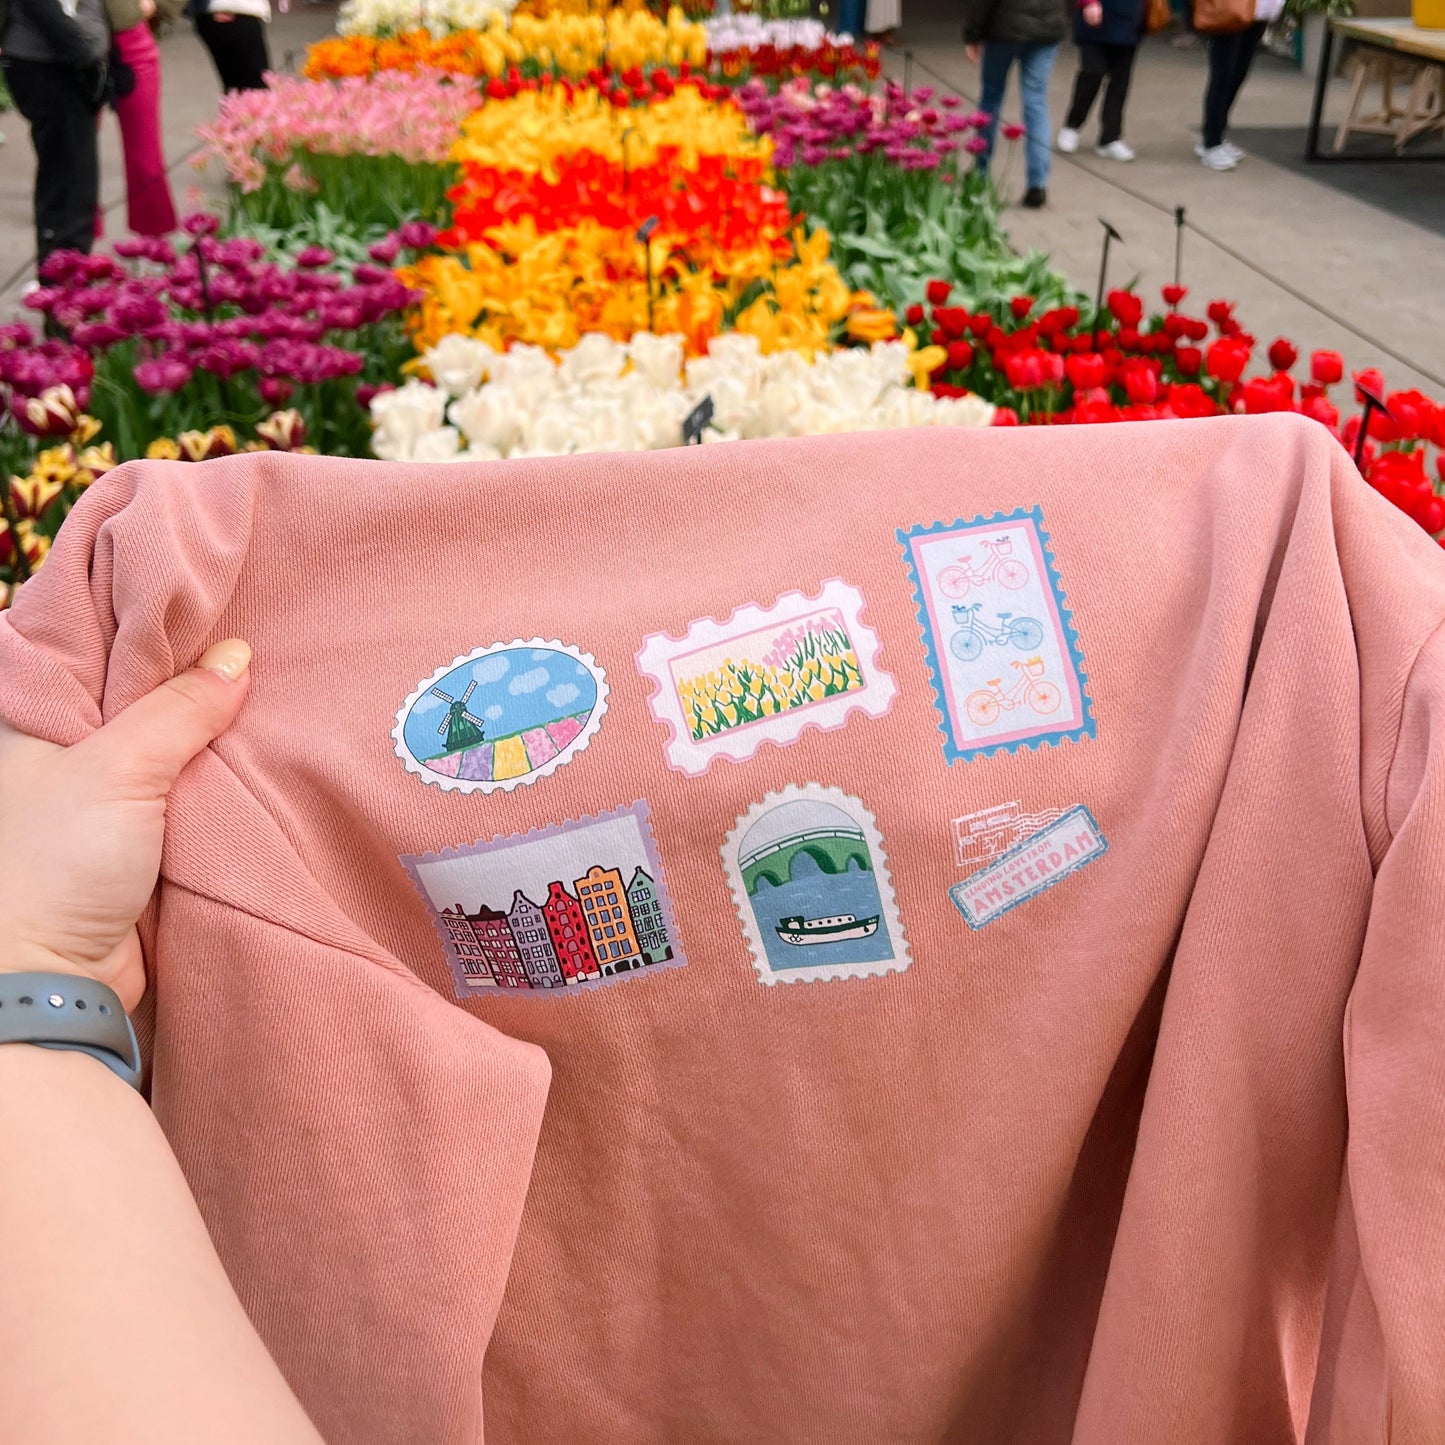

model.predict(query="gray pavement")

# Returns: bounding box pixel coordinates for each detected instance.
[1,1,1442,392]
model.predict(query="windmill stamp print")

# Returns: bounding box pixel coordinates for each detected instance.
[949,805,1107,930]
[898,507,1094,764]
[636,579,896,776]
[394,640,607,793]
[722,783,910,986]
[401,801,684,998]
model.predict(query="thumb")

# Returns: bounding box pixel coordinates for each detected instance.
[72,639,252,797]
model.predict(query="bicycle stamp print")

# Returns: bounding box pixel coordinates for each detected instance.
[636,579,897,776]
[898,508,1094,763]
[722,783,910,986]
[949,805,1107,929]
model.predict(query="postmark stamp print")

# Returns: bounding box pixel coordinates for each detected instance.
[394,639,607,793]
[722,783,910,986]
[636,579,896,776]
[401,801,684,997]
[948,804,1107,929]
[898,507,1094,764]
[953,799,1066,868]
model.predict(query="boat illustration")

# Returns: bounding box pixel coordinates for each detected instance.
[775,913,880,945]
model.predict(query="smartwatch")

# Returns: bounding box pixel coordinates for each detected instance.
[0,973,142,1089]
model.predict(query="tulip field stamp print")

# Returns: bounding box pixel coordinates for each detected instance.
[722,783,910,986]
[898,507,1094,764]
[949,805,1107,929]
[636,580,896,776]
[401,801,684,998]
[394,640,607,794]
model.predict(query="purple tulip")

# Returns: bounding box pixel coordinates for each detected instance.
[396,220,436,250]
[134,355,194,393]
[367,234,402,265]
[295,245,335,269]
[181,212,220,238]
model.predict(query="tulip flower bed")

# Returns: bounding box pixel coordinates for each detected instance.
[14,220,427,461]
[403,84,869,355]
[197,72,480,230]
[371,331,990,461]
[303,9,707,80]
[703,17,881,85]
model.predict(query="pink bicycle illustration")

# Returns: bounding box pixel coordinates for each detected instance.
[937,536,1030,599]
[965,658,1061,728]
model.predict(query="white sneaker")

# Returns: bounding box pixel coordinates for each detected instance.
[1096,140,1135,161]
[1195,140,1245,161]
[1198,143,1238,170]
[1056,126,1079,153]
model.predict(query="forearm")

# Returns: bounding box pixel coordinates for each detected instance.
[0,1044,325,1445]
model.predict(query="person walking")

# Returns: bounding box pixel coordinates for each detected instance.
[1056,0,1143,161]
[188,0,270,93]
[0,0,110,263]
[1196,0,1283,169]
[963,0,1071,208]
[102,0,182,237]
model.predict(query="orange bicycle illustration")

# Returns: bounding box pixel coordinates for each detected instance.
[937,536,1030,599]
[965,658,1061,728]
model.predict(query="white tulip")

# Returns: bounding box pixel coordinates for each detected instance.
[370,379,448,460]
[627,331,686,390]
[421,334,497,398]
[409,428,464,463]
[449,384,523,454]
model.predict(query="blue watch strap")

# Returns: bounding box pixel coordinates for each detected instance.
[0,973,142,1089]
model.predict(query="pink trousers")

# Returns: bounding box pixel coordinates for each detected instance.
[105,24,178,237]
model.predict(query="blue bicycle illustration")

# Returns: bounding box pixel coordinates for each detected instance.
[949,603,1045,663]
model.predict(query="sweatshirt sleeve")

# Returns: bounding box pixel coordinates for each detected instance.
[1314,618,1445,1439]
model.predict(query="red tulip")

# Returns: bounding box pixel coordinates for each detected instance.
[905,303,925,326]
[1267,338,1298,372]
[1066,353,1106,390]
[926,279,952,306]
[1301,394,1340,430]
[1161,283,1187,308]
[1206,299,1235,329]
[1205,337,1251,385]
[1106,289,1144,328]
[935,306,970,338]
[947,340,975,370]
[991,406,1020,426]
[1310,349,1344,386]
[1121,359,1160,405]
[1174,346,1202,376]
[1353,367,1386,405]
[1010,295,1034,320]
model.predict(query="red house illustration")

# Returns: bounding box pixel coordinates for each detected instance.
[542,880,601,982]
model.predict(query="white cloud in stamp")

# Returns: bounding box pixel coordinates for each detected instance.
[485,704,504,721]
[547,682,580,709]
[472,655,510,686]
[509,666,550,696]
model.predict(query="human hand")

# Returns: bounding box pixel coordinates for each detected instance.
[965,41,981,62]
[1083,2,1103,22]
[139,0,156,17]
[0,640,251,1010]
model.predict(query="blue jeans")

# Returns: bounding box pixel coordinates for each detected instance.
[836,0,865,39]
[977,41,1059,191]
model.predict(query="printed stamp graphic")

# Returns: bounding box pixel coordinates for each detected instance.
[898,508,1094,763]
[401,801,684,998]
[394,640,606,793]
[953,799,1067,868]
[722,783,909,986]
[636,579,896,775]
[949,804,1107,929]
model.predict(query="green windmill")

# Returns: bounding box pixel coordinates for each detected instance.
[430,678,487,753]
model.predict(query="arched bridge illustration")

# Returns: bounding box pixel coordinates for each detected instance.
[740,827,872,895]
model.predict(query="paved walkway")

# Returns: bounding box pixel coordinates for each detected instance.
[1,2,1442,392]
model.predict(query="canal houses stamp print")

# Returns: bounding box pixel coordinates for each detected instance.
[949,805,1107,930]
[401,801,685,998]
[723,783,910,986]
[394,640,607,793]
[898,507,1094,764]
[636,580,897,776]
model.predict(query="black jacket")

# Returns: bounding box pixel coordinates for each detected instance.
[963,0,1070,45]
[1,0,110,65]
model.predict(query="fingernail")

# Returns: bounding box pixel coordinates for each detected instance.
[196,638,251,682]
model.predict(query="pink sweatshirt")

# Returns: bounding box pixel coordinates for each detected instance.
[3,415,1445,1445]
